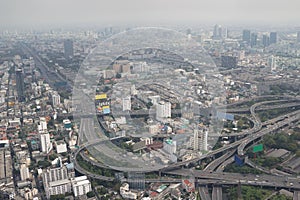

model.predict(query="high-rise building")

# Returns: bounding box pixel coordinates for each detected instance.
[262,34,270,47]
[52,93,61,108]
[64,39,74,59]
[42,166,69,185]
[20,164,30,181]
[270,32,277,44]
[250,33,257,47]
[38,117,47,133]
[213,24,222,40]
[156,101,171,120]
[297,32,300,43]
[16,68,25,102]
[71,176,92,197]
[268,55,277,71]
[200,130,208,151]
[192,129,199,150]
[242,30,251,43]
[221,55,237,69]
[40,133,52,154]
[45,179,71,199]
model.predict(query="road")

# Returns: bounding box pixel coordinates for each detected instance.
[166,169,300,190]
[199,186,211,200]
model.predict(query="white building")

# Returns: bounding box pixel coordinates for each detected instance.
[200,130,208,151]
[156,101,171,120]
[130,84,138,95]
[20,164,30,181]
[268,55,277,71]
[42,166,69,183]
[38,117,47,133]
[42,166,70,198]
[122,96,131,111]
[40,133,52,154]
[120,183,138,200]
[71,176,92,197]
[52,93,61,108]
[191,129,199,151]
[46,179,72,199]
[190,129,208,151]
[55,141,67,154]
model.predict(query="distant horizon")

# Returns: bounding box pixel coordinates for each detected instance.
[1,22,300,32]
[1,0,300,31]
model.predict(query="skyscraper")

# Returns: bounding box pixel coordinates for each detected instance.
[40,133,52,154]
[213,24,222,40]
[270,32,277,44]
[262,34,270,47]
[250,33,257,47]
[200,130,208,151]
[64,39,74,59]
[242,30,251,43]
[16,68,25,102]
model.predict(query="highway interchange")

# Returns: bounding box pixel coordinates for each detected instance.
[72,95,300,199]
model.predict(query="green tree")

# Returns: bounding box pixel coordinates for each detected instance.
[87,191,95,198]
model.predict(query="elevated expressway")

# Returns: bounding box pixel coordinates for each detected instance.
[73,96,300,196]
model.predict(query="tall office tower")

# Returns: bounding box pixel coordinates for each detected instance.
[40,133,52,153]
[213,24,222,40]
[297,32,300,43]
[268,55,277,71]
[52,92,61,108]
[262,34,270,47]
[16,68,25,102]
[222,27,228,39]
[270,32,277,44]
[122,96,131,111]
[199,130,208,151]
[156,101,171,120]
[192,129,199,150]
[64,39,74,59]
[242,30,251,43]
[250,33,258,47]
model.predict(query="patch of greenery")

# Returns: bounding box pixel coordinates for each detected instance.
[224,163,263,174]
[226,186,272,200]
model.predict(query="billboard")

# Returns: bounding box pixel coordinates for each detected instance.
[253,144,263,153]
[95,94,107,100]
[102,105,110,114]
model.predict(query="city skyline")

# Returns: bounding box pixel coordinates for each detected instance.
[1,0,300,29]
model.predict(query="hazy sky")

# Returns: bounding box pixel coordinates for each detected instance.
[1,0,300,28]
